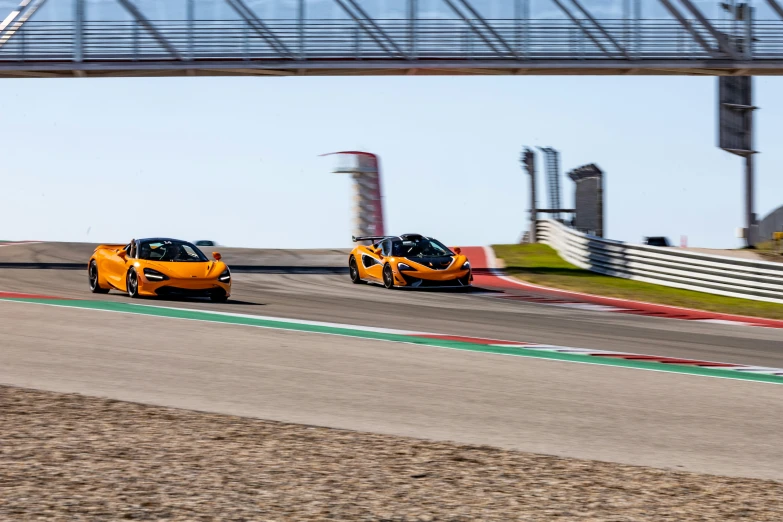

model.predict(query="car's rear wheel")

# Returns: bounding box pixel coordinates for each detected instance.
[88,261,110,294]
[383,264,395,289]
[126,269,140,298]
[349,257,363,284]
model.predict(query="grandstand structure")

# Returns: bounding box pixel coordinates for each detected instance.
[0,0,781,77]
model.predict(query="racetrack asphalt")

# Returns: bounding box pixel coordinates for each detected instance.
[1,242,782,480]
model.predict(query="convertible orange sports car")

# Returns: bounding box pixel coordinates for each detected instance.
[88,238,231,302]
[349,233,472,289]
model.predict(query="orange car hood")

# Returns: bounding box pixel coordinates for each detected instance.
[140,260,226,279]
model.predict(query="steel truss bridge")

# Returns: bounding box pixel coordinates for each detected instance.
[1,0,783,77]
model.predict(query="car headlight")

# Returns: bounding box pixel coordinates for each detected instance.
[218,268,231,283]
[461,261,471,270]
[143,268,169,281]
[397,263,415,271]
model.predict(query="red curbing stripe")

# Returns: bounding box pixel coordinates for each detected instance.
[463,246,783,329]
[585,353,739,367]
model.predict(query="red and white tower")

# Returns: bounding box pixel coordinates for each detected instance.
[324,151,385,240]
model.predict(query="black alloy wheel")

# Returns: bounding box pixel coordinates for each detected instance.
[349,257,363,284]
[383,264,395,289]
[88,261,110,294]
[126,269,140,298]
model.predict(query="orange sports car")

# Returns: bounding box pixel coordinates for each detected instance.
[349,233,472,289]
[88,238,231,302]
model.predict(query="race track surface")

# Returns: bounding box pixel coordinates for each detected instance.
[1,242,782,481]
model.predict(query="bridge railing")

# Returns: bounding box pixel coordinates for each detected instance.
[1,19,782,62]
[537,220,783,304]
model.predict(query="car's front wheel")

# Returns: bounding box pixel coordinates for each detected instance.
[88,261,110,294]
[383,264,395,289]
[126,269,140,298]
[349,257,363,284]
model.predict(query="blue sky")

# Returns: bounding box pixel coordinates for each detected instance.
[2,74,782,249]
[1,0,782,248]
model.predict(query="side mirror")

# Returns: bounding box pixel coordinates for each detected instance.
[453,247,462,255]
[212,252,222,261]
[117,250,128,260]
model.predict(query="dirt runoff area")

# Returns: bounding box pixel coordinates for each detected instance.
[1,385,781,521]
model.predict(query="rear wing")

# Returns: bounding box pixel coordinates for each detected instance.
[352,235,391,243]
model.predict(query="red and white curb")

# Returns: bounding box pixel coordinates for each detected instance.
[92,304,783,377]
[410,332,783,377]
[464,246,783,329]
[3,296,782,381]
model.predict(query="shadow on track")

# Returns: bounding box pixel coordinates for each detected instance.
[114,295,265,306]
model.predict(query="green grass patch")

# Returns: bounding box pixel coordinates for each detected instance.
[492,243,783,320]
[753,241,783,263]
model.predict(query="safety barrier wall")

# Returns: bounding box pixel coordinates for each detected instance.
[537,220,783,304]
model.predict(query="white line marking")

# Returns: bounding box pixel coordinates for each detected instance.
[695,319,757,326]
[2,298,781,385]
[123,303,426,335]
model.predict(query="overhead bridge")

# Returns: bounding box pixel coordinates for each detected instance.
[1,0,783,78]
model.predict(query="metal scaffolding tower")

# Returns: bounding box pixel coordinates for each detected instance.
[538,147,562,222]
[521,147,536,243]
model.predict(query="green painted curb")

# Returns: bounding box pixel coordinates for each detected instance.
[3,297,782,385]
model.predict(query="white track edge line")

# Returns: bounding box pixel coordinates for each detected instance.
[4,298,782,385]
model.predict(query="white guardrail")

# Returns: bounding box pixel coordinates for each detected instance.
[537,220,783,304]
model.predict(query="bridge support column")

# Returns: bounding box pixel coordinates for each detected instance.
[74,0,84,62]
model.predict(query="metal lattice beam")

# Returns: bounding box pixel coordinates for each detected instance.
[0,0,29,33]
[440,0,505,56]
[225,0,294,58]
[115,0,183,59]
[332,0,394,55]
[766,0,783,20]
[0,0,47,47]
[656,0,722,59]
[677,0,738,59]
[454,0,518,57]
[569,0,630,58]
[74,0,84,61]
[343,0,407,57]
[549,0,614,57]
[0,3,779,77]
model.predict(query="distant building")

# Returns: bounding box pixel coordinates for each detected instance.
[568,164,604,238]
[759,205,783,242]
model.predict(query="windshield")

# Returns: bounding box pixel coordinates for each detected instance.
[138,240,208,262]
[392,238,453,258]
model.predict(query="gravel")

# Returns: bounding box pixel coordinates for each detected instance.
[1,385,781,521]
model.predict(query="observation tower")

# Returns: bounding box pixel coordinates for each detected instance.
[323,151,385,242]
